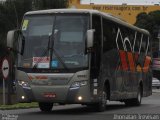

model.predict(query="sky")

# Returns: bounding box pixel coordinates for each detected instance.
[81,0,160,5]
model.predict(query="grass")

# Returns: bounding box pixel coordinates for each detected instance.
[0,102,38,110]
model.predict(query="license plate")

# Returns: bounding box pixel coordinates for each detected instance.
[43,92,56,98]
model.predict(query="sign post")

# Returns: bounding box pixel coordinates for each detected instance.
[3,78,5,105]
[1,58,9,105]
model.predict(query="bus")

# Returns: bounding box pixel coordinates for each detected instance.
[7,9,152,112]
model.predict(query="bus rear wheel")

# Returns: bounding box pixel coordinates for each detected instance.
[133,86,142,106]
[39,102,53,112]
[125,86,142,106]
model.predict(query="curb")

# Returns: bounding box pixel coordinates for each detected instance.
[152,89,160,93]
[0,106,38,110]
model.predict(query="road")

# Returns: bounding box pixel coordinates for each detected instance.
[0,90,160,120]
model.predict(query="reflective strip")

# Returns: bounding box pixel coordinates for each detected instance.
[94,79,97,83]
[94,83,98,87]
[93,89,97,95]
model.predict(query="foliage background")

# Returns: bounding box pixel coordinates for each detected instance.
[0,0,67,49]
[0,0,67,89]
[135,10,160,57]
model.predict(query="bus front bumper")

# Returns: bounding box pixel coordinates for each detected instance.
[16,84,93,104]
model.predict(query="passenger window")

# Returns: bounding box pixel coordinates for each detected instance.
[141,35,148,53]
[134,32,141,53]
[103,18,117,52]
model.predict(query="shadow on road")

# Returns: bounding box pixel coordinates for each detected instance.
[22,104,142,115]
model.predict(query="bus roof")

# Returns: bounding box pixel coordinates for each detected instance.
[25,9,150,35]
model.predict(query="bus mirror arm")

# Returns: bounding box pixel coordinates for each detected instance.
[20,36,25,55]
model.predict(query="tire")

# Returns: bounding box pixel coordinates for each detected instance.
[125,86,142,106]
[39,102,53,112]
[95,88,107,112]
[133,86,142,106]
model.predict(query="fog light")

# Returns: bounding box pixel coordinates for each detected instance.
[78,96,83,101]
[21,96,25,99]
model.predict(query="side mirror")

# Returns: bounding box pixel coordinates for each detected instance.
[7,30,19,49]
[7,30,25,55]
[87,29,95,48]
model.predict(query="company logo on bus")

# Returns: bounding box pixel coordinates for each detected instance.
[116,28,151,73]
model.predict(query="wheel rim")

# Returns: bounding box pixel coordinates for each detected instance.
[138,90,141,102]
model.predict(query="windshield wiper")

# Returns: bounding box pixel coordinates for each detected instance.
[32,34,52,69]
[49,29,69,70]
[33,31,69,71]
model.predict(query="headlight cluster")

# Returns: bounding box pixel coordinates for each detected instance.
[18,80,31,89]
[70,81,87,88]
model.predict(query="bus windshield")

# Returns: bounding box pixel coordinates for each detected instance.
[19,14,89,69]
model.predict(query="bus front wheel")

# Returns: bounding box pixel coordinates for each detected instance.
[39,102,53,112]
[95,88,107,112]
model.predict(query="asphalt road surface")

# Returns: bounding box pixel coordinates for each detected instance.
[0,90,160,120]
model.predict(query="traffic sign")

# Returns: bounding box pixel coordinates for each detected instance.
[2,58,9,80]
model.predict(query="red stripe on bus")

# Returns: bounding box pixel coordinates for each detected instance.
[134,53,143,72]
[127,52,135,72]
[143,56,151,72]
[119,50,128,71]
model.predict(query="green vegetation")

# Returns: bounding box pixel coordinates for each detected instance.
[0,102,38,110]
[0,0,68,93]
[0,0,67,47]
[135,10,160,55]
[135,10,160,38]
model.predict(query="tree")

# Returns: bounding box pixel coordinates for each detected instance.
[135,10,160,58]
[135,10,160,38]
[0,0,68,48]
[0,0,32,46]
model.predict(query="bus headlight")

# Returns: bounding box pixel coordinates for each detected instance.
[70,81,87,88]
[18,80,31,89]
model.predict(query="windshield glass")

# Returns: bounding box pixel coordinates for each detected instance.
[18,14,89,69]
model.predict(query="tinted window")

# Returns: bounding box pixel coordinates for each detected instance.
[103,18,117,52]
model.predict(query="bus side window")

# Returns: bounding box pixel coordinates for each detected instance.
[141,35,148,54]
[134,32,141,53]
[120,26,134,52]
[147,37,151,56]
[103,18,116,52]
[116,25,125,50]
